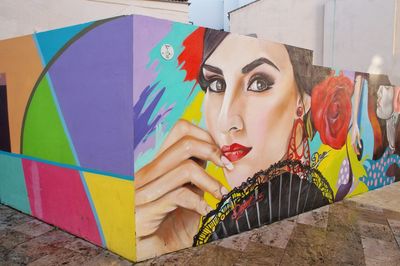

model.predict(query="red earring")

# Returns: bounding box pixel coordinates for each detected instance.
[287,106,310,176]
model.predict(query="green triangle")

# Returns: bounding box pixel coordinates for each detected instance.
[22,76,76,165]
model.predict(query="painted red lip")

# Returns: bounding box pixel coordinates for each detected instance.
[221,143,252,163]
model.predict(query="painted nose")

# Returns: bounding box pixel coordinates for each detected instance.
[218,80,244,134]
[227,116,243,133]
[219,112,244,134]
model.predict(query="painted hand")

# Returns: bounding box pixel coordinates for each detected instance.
[134,119,231,260]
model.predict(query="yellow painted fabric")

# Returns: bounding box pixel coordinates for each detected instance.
[181,91,204,125]
[84,172,135,261]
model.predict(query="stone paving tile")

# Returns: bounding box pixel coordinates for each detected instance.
[32,229,76,248]
[12,219,54,237]
[388,219,400,248]
[297,205,329,229]
[0,245,10,265]
[358,220,396,242]
[365,257,399,266]
[0,211,34,230]
[324,202,366,265]
[216,227,252,251]
[64,238,102,257]
[326,203,360,240]
[248,219,295,249]
[6,238,61,264]
[281,223,328,265]
[83,250,133,266]
[237,241,284,266]
[348,182,400,213]
[28,247,91,266]
[361,236,400,263]
[355,202,385,213]
[0,205,17,217]
[357,207,389,225]
[383,209,400,221]
[3,181,400,265]
[0,228,33,249]
[138,243,244,266]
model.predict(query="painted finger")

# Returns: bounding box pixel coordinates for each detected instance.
[168,186,213,216]
[136,136,232,188]
[136,160,224,205]
[136,186,212,237]
[157,119,215,156]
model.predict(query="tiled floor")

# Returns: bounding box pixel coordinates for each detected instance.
[0,205,131,265]
[1,182,400,265]
[139,182,400,266]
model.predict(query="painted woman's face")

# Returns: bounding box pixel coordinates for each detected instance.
[203,35,299,188]
[377,85,394,120]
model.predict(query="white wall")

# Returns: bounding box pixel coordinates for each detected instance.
[224,0,257,31]
[229,0,328,66]
[189,0,224,29]
[324,0,400,83]
[230,0,400,84]
[0,0,189,40]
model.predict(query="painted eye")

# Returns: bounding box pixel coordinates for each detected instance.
[247,77,273,92]
[208,79,226,93]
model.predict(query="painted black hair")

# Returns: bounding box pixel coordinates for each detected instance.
[197,28,327,97]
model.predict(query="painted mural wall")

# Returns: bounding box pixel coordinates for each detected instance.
[0,14,399,262]
[0,16,135,260]
[132,16,400,261]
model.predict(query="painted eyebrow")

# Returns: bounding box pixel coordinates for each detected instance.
[202,64,223,75]
[242,57,280,73]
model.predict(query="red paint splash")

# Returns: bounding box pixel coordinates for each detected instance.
[178,27,205,82]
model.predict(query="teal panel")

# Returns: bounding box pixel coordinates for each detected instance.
[0,153,31,214]
[35,21,93,65]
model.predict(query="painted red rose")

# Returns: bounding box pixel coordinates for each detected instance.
[311,73,354,149]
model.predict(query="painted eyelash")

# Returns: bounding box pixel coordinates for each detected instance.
[203,75,225,92]
[247,73,275,91]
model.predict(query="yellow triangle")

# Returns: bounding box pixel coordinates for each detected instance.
[84,172,135,261]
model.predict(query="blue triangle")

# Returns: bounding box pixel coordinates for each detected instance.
[35,21,93,66]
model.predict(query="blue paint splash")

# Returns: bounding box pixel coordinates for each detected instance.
[361,148,400,190]
[133,83,172,150]
[134,23,203,171]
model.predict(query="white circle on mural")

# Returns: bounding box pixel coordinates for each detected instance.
[161,44,174,60]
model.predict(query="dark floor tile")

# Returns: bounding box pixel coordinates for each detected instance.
[12,219,54,238]
[0,212,33,230]
[6,231,72,264]
[325,204,366,265]
[0,228,32,249]
[85,250,133,266]
[356,208,389,225]
[248,220,295,249]
[358,220,396,242]
[328,202,360,227]
[0,205,16,218]
[280,223,327,265]
[354,202,384,213]
[365,257,399,266]
[33,229,76,248]
[384,209,400,221]
[0,245,10,265]
[64,238,102,257]
[216,227,252,251]
[237,241,284,266]
[28,247,91,266]
[8,235,59,264]
[137,244,241,266]
[361,236,400,263]
[297,205,329,229]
